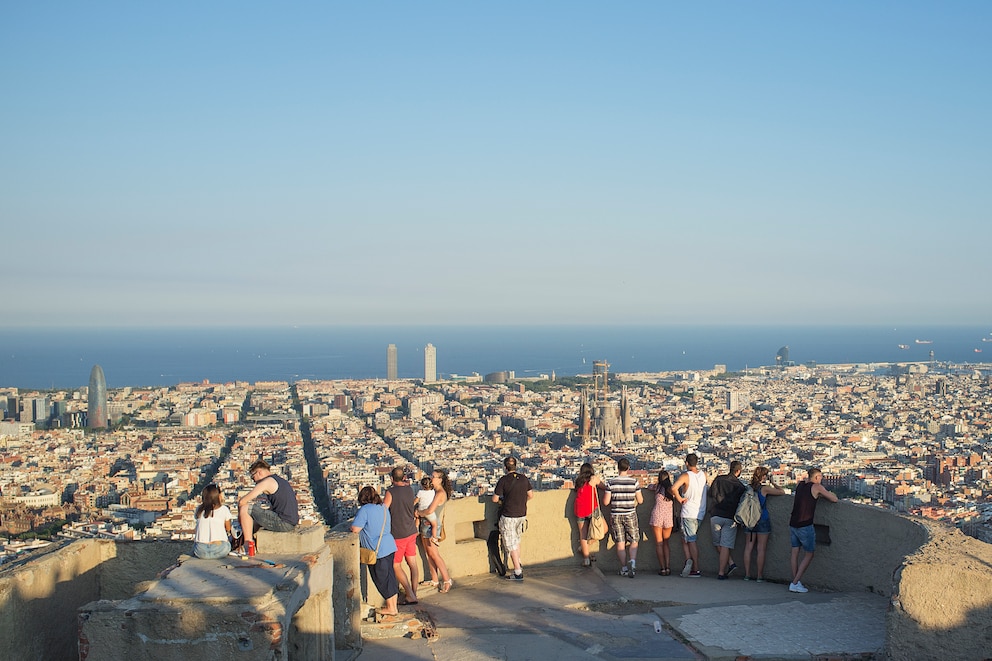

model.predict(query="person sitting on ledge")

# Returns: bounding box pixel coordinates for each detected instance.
[237,459,300,554]
[192,484,234,559]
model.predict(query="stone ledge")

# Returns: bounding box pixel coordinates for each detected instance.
[79,545,335,660]
[255,523,326,555]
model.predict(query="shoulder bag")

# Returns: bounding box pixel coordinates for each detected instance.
[587,485,608,541]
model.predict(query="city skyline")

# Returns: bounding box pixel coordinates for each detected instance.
[2,3,990,328]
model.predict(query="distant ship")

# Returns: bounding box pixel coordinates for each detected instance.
[975,348,983,353]
[915,339,933,344]
[982,337,991,342]
[897,344,910,350]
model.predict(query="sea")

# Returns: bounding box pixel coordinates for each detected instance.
[1,325,990,390]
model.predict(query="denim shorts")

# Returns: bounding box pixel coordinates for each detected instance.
[681,517,703,543]
[250,503,297,532]
[745,518,772,535]
[193,540,231,559]
[790,524,816,553]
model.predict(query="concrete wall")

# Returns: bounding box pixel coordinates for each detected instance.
[0,539,186,661]
[404,490,925,596]
[887,520,992,661]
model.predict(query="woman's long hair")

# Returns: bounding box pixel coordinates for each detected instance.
[434,469,453,498]
[576,462,594,490]
[655,470,674,501]
[358,485,382,505]
[196,484,222,519]
[750,466,769,491]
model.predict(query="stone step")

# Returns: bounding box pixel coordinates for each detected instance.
[360,609,436,640]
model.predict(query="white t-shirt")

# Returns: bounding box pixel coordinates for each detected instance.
[194,504,232,543]
[416,489,437,521]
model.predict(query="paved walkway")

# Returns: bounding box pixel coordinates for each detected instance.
[352,565,888,660]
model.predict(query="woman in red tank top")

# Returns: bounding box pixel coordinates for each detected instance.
[574,462,603,566]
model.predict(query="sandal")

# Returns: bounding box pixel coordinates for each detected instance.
[419,580,438,588]
[439,579,453,593]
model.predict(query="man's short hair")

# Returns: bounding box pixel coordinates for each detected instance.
[729,460,742,476]
[686,453,699,468]
[249,459,270,474]
[617,457,630,472]
[390,467,405,482]
[504,456,517,471]
[808,467,823,480]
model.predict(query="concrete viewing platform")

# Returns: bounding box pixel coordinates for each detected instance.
[355,564,888,661]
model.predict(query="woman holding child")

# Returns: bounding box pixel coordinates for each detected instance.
[573,462,603,567]
[416,469,453,593]
[742,466,786,582]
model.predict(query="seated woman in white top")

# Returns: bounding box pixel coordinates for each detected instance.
[193,484,233,559]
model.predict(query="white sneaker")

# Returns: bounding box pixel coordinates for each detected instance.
[620,566,629,577]
[680,559,693,578]
[789,581,808,593]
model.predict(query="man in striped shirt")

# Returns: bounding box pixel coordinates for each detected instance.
[603,457,643,577]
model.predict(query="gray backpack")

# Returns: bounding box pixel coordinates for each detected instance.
[734,486,762,529]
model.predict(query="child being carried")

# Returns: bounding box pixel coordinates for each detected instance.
[416,477,440,546]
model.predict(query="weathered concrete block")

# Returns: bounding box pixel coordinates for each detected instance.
[257,523,325,555]
[79,546,334,661]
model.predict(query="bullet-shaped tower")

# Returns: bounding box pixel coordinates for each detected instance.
[88,365,108,429]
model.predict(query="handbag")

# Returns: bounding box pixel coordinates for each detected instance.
[360,506,386,565]
[587,485,608,541]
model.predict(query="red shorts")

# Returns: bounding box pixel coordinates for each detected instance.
[393,533,418,559]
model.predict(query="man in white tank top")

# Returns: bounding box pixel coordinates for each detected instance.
[672,453,708,577]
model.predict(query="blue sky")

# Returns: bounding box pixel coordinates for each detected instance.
[2,2,990,327]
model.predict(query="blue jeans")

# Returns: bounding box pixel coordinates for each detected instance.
[193,540,231,559]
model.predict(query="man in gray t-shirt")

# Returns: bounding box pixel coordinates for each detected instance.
[383,466,420,603]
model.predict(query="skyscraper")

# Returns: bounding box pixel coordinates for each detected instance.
[386,344,398,380]
[424,343,436,383]
[88,365,108,429]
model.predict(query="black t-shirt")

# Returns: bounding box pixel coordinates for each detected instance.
[494,471,532,518]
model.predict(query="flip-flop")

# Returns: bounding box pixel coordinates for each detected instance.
[376,612,400,623]
[403,599,419,606]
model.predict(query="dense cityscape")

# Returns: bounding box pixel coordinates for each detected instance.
[2,347,992,564]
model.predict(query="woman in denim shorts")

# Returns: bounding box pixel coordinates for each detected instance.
[742,466,786,581]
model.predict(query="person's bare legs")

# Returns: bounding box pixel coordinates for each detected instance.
[717,545,733,575]
[682,538,700,573]
[393,558,413,602]
[660,527,672,570]
[578,520,591,561]
[379,593,399,617]
[425,543,450,583]
[793,549,815,584]
[508,546,522,573]
[419,536,438,584]
[405,555,420,600]
[239,506,256,545]
[744,532,756,577]
[652,526,665,568]
[755,534,769,579]
[615,540,628,569]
